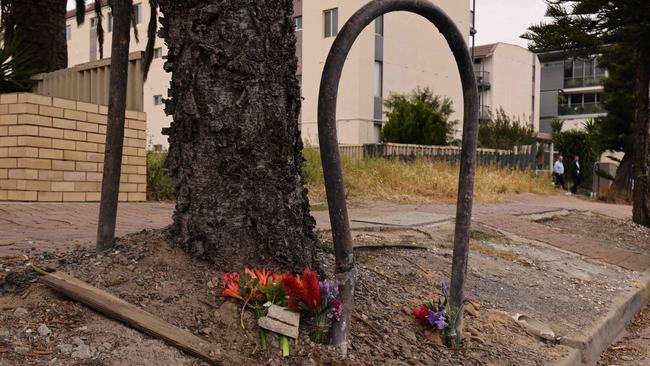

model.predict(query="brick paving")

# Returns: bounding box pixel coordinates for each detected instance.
[477,214,650,272]
[1,193,647,272]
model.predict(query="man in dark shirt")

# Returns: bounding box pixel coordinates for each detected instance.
[569,155,581,194]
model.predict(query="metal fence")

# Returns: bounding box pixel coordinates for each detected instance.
[32,51,145,112]
[337,143,537,170]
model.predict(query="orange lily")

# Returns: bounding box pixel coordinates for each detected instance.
[255,269,271,286]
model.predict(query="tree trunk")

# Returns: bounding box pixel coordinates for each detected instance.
[157,1,317,270]
[1,0,67,73]
[632,47,650,227]
[610,151,633,193]
[96,0,132,251]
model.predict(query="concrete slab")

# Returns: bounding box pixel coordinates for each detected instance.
[352,211,452,227]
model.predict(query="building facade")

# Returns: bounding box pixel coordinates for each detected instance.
[537,51,607,133]
[66,1,471,149]
[472,43,541,130]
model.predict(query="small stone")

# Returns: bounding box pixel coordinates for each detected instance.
[71,337,85,347]
[13,307,28,317]
[99,342,112,351]
[424,330,445,345]
[621,355,634,361]
[201,327,211,335]
[216,302,240,328]
[14,346,30,354]
[399,328,418,343]
[72,344,94,359]
[361,314,369,320]
[57,343,73,354]
[37,324,51,336]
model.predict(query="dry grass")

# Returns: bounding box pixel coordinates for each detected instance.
[302,147,553,204]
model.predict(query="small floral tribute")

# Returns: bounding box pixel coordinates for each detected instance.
[221,268,342,356]
[282,269,343,343]
[411,280,465,347]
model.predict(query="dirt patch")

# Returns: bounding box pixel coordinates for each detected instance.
[533,211,650,253]
[0,226,578,366]
[598,303,650,365]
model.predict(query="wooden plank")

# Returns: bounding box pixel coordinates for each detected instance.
[39,271,232,365]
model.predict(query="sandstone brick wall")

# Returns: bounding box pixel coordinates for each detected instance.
[0,93,147,202]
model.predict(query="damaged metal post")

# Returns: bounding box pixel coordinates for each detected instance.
[317,0,479,352]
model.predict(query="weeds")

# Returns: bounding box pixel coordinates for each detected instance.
[302,147,553,204]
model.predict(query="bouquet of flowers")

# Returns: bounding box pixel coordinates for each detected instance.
[411,280,464,346]
[281,269,342,344]
[222,268,286,352]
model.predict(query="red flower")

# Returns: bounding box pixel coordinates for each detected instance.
[301,269,322,310]
[412,306,430,323]
[281,269,322,311]
[281,274,304,309]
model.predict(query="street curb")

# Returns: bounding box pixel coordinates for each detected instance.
[555,271,650,365]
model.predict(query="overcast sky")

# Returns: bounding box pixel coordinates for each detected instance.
[67,0,549,48]
[474,0,548,48]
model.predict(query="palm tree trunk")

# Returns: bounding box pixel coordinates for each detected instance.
[157,0,316,270]
[632,47,650,227]
[1,0,67,73]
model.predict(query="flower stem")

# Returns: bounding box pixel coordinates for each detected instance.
[280,335,290,357]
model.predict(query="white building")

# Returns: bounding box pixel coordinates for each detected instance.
[65,1,477,149]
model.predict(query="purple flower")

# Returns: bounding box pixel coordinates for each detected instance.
[319,280,339,304]
[328,299,343,321]
[426,310,448,330]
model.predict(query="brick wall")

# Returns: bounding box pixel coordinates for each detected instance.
[0,93,147,202]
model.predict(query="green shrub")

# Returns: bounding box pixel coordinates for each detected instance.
[146,151,174,201]
[380,87,457,146]
[478,108,534,149]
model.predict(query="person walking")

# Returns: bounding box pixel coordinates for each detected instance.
[569,155,581,194]
[553,155,566,190]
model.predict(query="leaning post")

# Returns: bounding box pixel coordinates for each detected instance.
[96,0,133,252]
[317,0,479,352]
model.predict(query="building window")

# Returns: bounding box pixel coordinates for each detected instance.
[153,95,163,106]
[374,61,383,98]
[295,16,303,30]
[90,17,97,29]
[154,47,163,58]
[66,25,71,41]
[153,144,163,152]
[324,8,338,38]
[133,3,142,25]
[564,57,607,88]
[375,15,383,36]
[559,92,605,115]
[108,13,113,32]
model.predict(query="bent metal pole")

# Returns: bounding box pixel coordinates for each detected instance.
[317,0,479,351]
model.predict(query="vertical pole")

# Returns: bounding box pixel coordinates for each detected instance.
[96,0,133,252]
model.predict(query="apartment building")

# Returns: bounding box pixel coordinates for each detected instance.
[537,51,607,133]
[66,1,471,148]
[472,42,541,130]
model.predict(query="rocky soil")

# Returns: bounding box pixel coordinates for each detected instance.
[0,210,645,365]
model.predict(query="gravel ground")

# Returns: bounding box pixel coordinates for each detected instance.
[0,210,645,365]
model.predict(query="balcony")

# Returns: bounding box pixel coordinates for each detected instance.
[479,105,491,122]
[564,75,605,89]
[559,102,606,116]
[475,71,490,90]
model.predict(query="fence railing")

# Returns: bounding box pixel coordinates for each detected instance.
[336,143,537,170]
[32,51,145,112]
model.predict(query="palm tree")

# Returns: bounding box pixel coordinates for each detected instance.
[0,0,68,73]
[156,0,317,270]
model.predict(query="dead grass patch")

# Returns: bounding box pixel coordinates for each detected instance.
[303,147,553,204]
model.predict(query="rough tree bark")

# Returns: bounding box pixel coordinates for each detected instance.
[632,47,650,227]
[96,0,132,251]
[610,152,632,194]
[157,0,317,270]
[1,0,68,73]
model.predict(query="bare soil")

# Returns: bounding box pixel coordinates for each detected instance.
[598,303,650,366]
[0,210,645,365]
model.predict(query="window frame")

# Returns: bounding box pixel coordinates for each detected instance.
[153,95,163,106]
[108,13,113,32]
[323,8,338,38]
[66,25,72,41]
[90,17,97,29]
[134,3,142,25]
[294,16,303,31]
[153,47,163,59]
